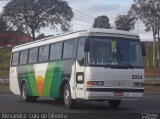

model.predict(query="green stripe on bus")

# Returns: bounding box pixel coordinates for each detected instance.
[50,61,64,97]
[23,66,32,95]
[42,62,56,96]
[27,65,39,96]
[17,66,32,96]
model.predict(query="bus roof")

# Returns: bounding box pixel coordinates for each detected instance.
[87,28,138,36]
[12,28,139,52]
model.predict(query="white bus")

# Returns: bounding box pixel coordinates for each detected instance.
[10,28,145,109]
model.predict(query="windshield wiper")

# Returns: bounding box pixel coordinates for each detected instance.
[104,64,118,68]
[104,64,133,69]
[126,63,134,69]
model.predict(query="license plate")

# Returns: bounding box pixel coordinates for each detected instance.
[114,92,123,96]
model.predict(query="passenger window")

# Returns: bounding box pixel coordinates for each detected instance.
[50,42,62,60]
[20,50,28,65]
[28,48,38,63]
[77,38,85,66]
[63,40,74,59]
[38,45,49,62]
[12,52,19,66]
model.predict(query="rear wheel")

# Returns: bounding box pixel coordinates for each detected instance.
[108,100,121,108]
[63,84,76,109]
[22,83,38,102]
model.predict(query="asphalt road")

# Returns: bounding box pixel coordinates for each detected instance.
[0,91,160,119]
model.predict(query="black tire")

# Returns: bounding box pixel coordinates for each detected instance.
[22,83,38,102]
[22,83,31,102]
[108,100,121,108]
[63,84,76,109]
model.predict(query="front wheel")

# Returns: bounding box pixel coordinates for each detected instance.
[63,84,76,109]
[108,100,121,108]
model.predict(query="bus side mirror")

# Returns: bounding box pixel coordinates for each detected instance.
[84,38,90,52]
[141,43,146,56]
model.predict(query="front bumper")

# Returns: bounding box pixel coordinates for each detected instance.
[85,87,144,100]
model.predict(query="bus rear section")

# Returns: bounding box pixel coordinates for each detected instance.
[74,35,144,108]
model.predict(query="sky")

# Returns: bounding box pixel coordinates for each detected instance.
[0,0,153,41]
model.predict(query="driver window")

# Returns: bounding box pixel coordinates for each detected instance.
[77,38,85,66]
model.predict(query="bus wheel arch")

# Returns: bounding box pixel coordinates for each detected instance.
[60,78,76,109]
[63,83,76,109]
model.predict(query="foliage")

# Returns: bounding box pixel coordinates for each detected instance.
[0,16,8,31]
[36,33,46,40]
[93,15,111,29]
[130,0,160,33]
[143,42,160,68]
[0,46,12,78]
[36,33,54,40]
[130,0,160,67]
[114,14,135,31]
[0,46,12,70]
[2,0,74,40]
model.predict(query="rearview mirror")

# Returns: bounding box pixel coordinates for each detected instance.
[84,38,90,52]
[141,42,146,56]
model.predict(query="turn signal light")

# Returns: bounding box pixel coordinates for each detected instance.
[86,81,93,86]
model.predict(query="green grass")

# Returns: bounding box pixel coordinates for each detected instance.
[0,85,9,91]
[0,46,12,70]
[0,46,12,79]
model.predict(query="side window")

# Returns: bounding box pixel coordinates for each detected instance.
[20,50,28,65]
[12,52,19,66]
[38,45,49,62]
[63,39,74,59]
[77,38,85,65]
[28,48,38,63]
[50,42,62,60]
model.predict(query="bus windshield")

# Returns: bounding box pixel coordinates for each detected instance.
[88,36,143,68]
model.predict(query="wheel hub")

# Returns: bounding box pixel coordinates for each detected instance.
[64,89,70,104]
[22,86,26,99]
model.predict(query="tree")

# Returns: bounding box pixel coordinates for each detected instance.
[2,0,74,40]
[36,33,55,40]
[114,14,135,31]
[0,16,8,31]
[36,33,46,40]
[93,15,111,28]
[130,0,160,67]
